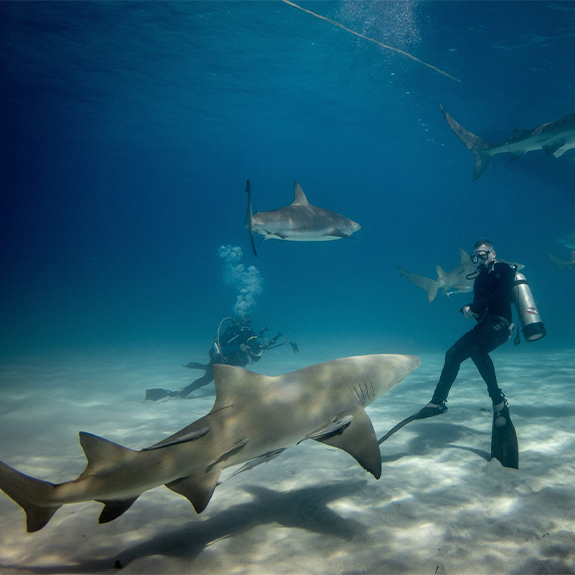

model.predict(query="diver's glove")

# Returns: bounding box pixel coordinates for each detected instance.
[461,305,478,319]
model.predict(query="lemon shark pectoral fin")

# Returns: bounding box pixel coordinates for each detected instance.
[166,468,221,514]
[313,407,381,479]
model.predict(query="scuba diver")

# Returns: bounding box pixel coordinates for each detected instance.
[380,239,520,468]
[145,316,298,401]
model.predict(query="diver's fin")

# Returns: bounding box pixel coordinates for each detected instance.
[315,406,381,479]
[378,404,447,445]
[166,469,221,513]
[0,461,61,532]
[184,361,210,370]
[245,180,258,257]
[490,407,519,469]
[145,388,179,401]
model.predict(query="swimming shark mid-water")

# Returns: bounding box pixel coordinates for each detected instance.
[397,248,524,303]
[547,249,575,271]
[440,104,575,180]
[245,180,361,256]
[0,354,419,532]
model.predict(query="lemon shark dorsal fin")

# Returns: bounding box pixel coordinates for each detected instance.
[291,181,310,206]
[459,247,470,265]
[212,364,274,410]
[313,405,381,479]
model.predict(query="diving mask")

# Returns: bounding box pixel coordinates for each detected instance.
[470,249,491,264]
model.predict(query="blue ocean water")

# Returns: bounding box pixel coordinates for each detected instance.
[1,0,574,361]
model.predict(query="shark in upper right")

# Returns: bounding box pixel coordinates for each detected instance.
[245,181,361,256]
[440,104,575,180]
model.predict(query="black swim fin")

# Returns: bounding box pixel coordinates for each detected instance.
[145,388,179,401]
[378,404,447,445]
[184,362,210,370]
[491,406,519,469]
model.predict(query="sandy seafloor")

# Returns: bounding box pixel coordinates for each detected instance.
[1,343,575,575]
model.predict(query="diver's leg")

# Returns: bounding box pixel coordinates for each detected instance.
[430,329,476,405]
[470,318,511,405]
[178,365,215,398]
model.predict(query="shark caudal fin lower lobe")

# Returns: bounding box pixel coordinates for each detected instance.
[0,461,61,532]
[439,104,493,180]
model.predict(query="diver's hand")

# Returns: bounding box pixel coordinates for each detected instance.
[240,344,250,353]
[461,305,477,319]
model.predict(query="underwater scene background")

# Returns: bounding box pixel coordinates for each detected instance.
[2,0,574,358]
[1,1,575,574]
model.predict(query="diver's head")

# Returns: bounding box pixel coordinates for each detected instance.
[238,315,252,328]
[471,239,496,270]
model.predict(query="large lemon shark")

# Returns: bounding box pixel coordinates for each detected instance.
[245,180,361,256]
[0,354,419,532]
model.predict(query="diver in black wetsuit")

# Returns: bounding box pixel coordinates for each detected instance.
[378,240,520,468]
[145,316,298,401]
[424,239,515,420]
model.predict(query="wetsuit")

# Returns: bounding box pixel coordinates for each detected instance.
[180,324,256,398]
[431,261,516,406]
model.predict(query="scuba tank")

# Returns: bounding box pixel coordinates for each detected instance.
[512,271,546,344]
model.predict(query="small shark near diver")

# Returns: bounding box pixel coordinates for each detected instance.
[440,104,575,180]
[0,354,419,532]
[397,248,524,303]
[245,180,361,256]
[547,249,575,271]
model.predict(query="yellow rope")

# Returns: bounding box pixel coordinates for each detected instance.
[280,0,461,83]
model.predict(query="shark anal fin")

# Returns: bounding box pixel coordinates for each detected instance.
[314,407,381,479]
[0,461,61,532]
[97,496,140,524]
[166,469,221,514]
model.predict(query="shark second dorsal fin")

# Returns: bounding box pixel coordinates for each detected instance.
[313,406,381,479]
[78,432,138,478]
[212,364,274,410]
[291,182,310,206]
